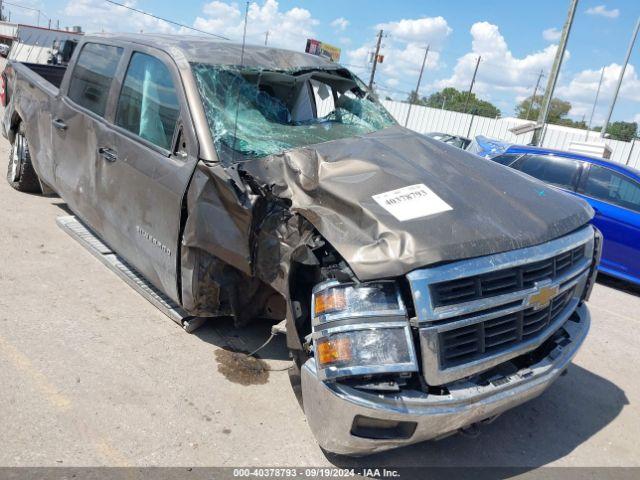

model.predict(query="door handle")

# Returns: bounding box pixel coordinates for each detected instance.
[98,147,118,163]
[52,118,67,131]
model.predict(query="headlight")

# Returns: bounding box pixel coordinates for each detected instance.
[311,280,418,381]
[313,281,404,320]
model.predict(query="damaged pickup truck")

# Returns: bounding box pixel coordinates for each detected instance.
[3,34,601,455]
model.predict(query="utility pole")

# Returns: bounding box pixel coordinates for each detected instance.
[532,0,578,145]
[0,1,3,22]
[601,16,640,139]
[526,70,545,120]
[586,67,605,140]
[264,31,269,46]
[463,55,481,113]
[404,45,429,127]
[368,29,383,90]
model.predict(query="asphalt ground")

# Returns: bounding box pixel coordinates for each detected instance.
[0,108,638,472]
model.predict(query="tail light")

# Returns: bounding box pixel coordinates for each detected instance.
[0,73,6,107]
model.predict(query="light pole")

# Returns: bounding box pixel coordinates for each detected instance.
[586,67,605,140]
[404,45,429,127]
[526,70,545,120]
[463,56,481,113]
[600,16,640,139]
[532,0,579,145]
[368,29,383,90]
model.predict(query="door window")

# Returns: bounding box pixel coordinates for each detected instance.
[581,165,640,213]
[511,154,581,190]
[115,52,180,151]
[67,43,123,117]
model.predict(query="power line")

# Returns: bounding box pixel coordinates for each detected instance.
[2,1,50,26]
[104,0,230,40]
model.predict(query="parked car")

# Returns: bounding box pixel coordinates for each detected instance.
[2,34,600,455]
[425,131,471,149]
[470,136,640,286]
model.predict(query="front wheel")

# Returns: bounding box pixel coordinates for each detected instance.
[7,124,41,193]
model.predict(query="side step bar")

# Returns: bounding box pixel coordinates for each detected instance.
[56,215,206,333]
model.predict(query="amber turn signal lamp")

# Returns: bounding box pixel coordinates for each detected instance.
[314,288,346,316]
[317,337,352,366]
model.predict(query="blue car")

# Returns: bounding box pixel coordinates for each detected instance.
[469,136,640,286]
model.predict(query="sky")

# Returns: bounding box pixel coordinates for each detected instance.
[7,0,640,124]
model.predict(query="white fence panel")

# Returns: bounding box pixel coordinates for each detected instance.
[380,99,640,169]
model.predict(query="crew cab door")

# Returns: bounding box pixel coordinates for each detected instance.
[52,42,124,227]
[575,164,640,280]
[93,48,198,302]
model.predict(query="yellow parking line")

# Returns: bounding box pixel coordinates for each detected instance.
[0,335,72,410]
[0,334,131,466]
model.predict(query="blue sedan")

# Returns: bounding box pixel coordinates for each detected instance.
[469,136,640,286]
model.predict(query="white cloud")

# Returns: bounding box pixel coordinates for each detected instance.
[543,27,561,42]
[331,17,349,31]
[634,113,640,124]
[586,5,620,19]
[194,0,318,50]
[63,0,318,51]
[556,63,640,121]
[435,22,561,98]
[377,16,452,46]
[64,0,178,34]
[345,16,452,94]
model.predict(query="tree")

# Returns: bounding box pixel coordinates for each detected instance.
[406,87,501,118]
[515,95,573,123]
[603,121,638,142]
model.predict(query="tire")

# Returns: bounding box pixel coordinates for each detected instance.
[7,123,41,193]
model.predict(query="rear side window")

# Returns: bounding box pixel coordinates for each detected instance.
[511,154,581,190]
[581,165,640,213]
[115,52,180,151]
[67,43,123,117]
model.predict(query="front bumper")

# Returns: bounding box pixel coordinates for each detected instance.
[301,303,590,456]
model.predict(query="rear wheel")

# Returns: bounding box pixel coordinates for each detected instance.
[7,124,41,193]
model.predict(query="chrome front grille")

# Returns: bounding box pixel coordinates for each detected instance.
[439,287,574,367]
[431,245,586,307]
[407,226,595,385]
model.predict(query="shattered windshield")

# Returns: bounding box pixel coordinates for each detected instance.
[192,63,396,160]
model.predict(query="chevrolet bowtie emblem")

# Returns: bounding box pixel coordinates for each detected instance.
[527,284,559,310]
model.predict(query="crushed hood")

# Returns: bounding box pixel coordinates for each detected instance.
[242,126,594,281]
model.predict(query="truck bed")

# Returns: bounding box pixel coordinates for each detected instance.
[22,62,67,89]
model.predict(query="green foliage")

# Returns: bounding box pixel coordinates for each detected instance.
[406,87,501,118]
[603,121,638,142]
[515,95,592,130]
[515,95,571,123]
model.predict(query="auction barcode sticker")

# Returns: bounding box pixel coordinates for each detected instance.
[372,184,452,221]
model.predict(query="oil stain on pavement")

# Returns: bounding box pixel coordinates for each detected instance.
[214,347,269,385]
